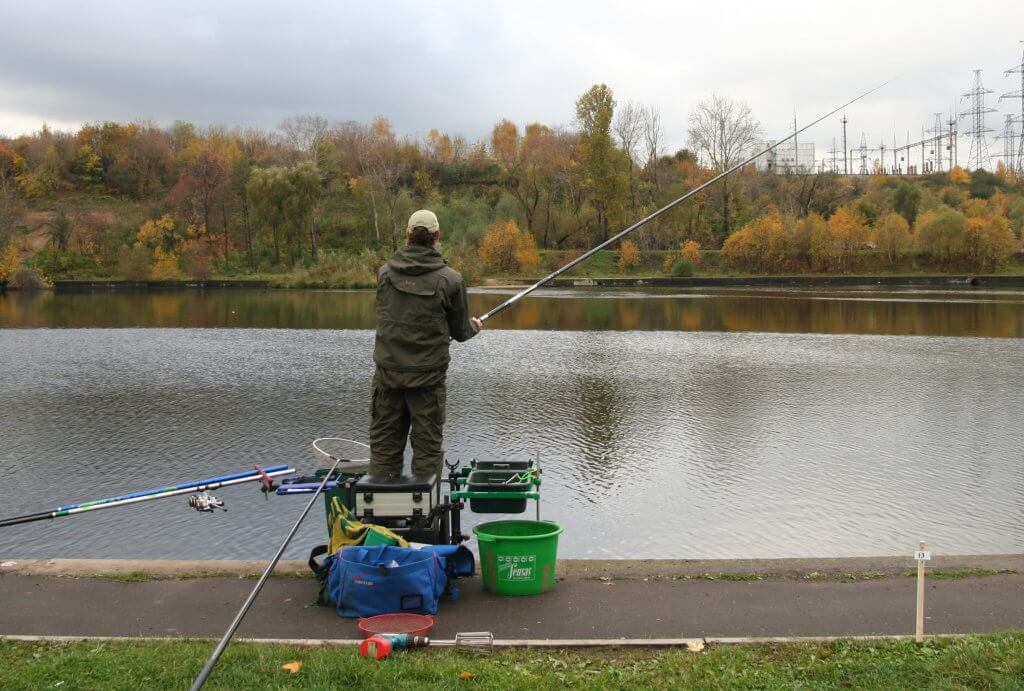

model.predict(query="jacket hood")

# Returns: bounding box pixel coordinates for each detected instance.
[387,244,446,275]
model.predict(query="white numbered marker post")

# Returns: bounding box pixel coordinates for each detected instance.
[915,541,930,642]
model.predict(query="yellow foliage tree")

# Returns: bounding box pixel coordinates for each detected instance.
[680,240,701,265]
[721,210,788,273]
[915,208,966,268]
[872,213,912,268]
[827,206,869,271]
[479,220,539,273]
[618,239,640,269]
[137,215,178,251]
[0,244,22,282]
[514,229,540,270]
[963,215,1015,271]
[150,247,181,279]
[948,166,970,185]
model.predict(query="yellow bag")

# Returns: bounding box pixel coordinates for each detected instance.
[327,496,407,554]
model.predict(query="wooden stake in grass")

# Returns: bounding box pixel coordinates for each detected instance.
[915,540,930,643]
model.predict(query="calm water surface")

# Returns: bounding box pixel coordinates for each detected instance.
[1,286,1022,560]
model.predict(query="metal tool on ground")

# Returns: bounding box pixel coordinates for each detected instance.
[475,80,894,324]
[360,631,495,660]
[188,492,226,513]
[0,465,295,528]
[189,439,369,691]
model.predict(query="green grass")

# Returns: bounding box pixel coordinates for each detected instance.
[604,570,893,583]
[907,568,1018,580]
[80,570,313,583]
[2,634,1024,690]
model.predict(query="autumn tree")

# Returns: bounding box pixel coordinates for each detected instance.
[687,94,763,241]
[0,141,16,194]
[176,134,240,256]
[618,239,640,269]
[357,117,407,249]
[613,102,645,211]
[963,215,1015,271]
[873,212,912,268]
[948,166,970,185]
[721,210,788,273]
[827,206,869,271]
[247,166,291,264]
[915,207,967,269]
[478,220,538,273]
[279,115,329,157]
[680,240,701,265]
[576,84,627,240]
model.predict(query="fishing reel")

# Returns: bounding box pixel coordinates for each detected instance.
[188,492,226,513]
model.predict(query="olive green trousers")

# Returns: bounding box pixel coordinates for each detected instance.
[368,380,447,478]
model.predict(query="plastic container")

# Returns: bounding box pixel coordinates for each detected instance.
[357,613,434,638]
[466,470,531,513]
[473,520,563,596]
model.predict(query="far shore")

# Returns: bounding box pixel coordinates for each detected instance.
[3,272,1021,292]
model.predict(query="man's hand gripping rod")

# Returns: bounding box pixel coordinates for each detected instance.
[475,80,893,324]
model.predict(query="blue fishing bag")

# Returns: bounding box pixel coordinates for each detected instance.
[309,543,475,618]
[329,545,448,618]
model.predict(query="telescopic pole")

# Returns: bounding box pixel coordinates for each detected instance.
[190,454,346,690]
[0,464,293,528]
[476,80,893,323]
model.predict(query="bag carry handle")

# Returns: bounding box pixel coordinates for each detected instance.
[308,544,328,575]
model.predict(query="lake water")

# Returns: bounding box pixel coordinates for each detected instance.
[1,286,1023,560]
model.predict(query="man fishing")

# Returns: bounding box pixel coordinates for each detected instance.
[369,209,483,479]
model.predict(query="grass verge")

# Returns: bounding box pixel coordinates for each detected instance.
[2,634,1023,690]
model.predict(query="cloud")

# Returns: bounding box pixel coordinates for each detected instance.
[1,0,1022,166]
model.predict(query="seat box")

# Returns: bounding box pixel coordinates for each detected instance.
[354,474,436,519]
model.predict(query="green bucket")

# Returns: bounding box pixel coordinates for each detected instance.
[473,520,563,596]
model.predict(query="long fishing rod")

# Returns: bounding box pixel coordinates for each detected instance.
[0,464,294,528]
[477,80,894,323]
[190,439,369,690]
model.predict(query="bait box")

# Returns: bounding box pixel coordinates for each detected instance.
[465,470,531,513]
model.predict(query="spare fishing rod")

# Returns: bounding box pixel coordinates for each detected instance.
[190,439,369,690]
[477,79,894,323]
[0,464,295,528]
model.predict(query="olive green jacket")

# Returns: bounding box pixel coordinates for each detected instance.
[373,244,479,378]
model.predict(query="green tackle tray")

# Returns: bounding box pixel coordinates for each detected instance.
[453,469,540,514]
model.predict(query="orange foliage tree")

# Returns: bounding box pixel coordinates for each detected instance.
[948,166,970,185]
[618,239,640,269]
[720,210,788,273]
[478,220,539,273]
[680,240,701,264]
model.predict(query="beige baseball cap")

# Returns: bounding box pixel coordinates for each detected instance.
[407,209,440,233]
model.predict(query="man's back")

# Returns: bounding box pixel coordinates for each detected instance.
[373,244,476,376]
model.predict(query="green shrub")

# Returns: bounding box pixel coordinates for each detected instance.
[669,259,695,277]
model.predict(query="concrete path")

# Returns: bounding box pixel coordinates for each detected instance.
[1,556,1022,641]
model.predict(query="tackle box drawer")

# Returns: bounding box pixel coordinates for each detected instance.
[354,474,436,519]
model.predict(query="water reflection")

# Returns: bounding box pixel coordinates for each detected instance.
[1,286,1022,337]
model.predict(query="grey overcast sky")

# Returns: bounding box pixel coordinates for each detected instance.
[3,0,1024,165]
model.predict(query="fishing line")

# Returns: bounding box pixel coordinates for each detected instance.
[477,79,896,323]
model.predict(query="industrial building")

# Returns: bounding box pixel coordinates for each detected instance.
[754,140,816,173]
